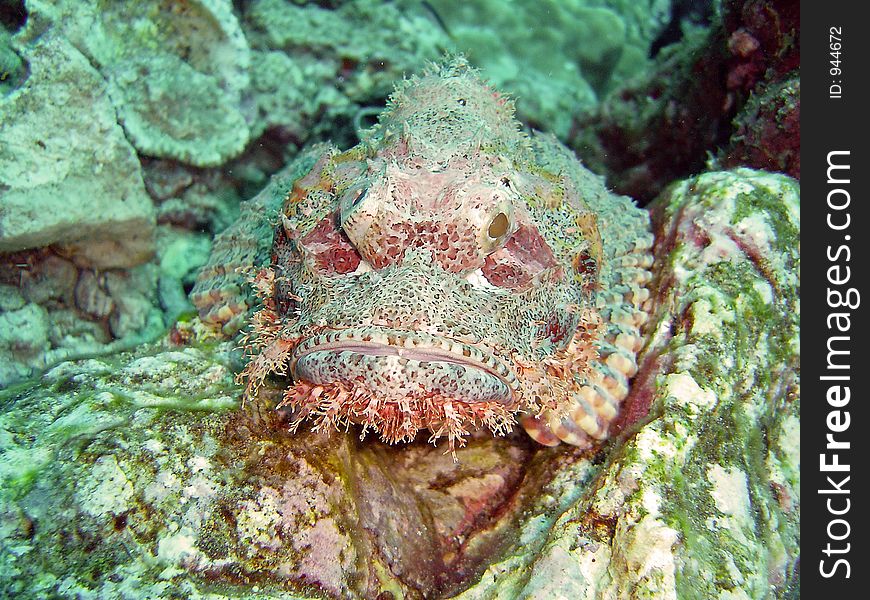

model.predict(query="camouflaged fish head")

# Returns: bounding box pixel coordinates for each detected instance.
[192,59,654,450]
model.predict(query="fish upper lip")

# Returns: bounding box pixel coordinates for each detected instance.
[291,327,519,392]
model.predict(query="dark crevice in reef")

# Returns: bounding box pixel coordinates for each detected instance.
[571,0,799,204]
[569,25,734,206]
[0,0,26,32]
[1,1,28,96]
[649,0,715,57]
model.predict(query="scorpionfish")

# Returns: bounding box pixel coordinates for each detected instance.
[191,59,653,450]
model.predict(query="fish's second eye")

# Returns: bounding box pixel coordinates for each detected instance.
[351,187,368,207]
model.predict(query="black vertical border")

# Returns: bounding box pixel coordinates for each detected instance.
[803,1,869,596]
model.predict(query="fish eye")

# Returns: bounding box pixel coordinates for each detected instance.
[487,212,510,240]
[351,187,368,207]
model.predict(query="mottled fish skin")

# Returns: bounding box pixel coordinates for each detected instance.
[190,144,333,335]
[191,59,653,450]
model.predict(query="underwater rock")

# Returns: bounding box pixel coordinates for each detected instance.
[0,29,164,385]
[570,0,800,203]
[0,32,155,263]
[418,0,672,138]
[0,283,25,312]
[73,270,115,321]
[721,0,799,93]
[155,228,214,324]
[0,343,581,599]
[0,27,26,96]
[569,27,732,204]
[720,75,799,179]
[18,254,78,306]
[240,0,447,148]
[239,0,672,144]
[0,168,799,599]
[141,156,248,255]
[153,181,241,234]
[717,0,799,179]
[0,248,165,388]
[18,0,252,167]
[105,265,163,340]
[0,301,49,382]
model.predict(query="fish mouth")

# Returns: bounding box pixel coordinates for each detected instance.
[291,327,518,404]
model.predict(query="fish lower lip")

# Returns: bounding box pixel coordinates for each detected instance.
[300,340,483,368]
[290,330,518,403]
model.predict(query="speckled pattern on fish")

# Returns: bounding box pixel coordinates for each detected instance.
[191,58,654,451]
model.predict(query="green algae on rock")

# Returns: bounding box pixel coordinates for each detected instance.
[241,0,448,146]
[0,168,799,599]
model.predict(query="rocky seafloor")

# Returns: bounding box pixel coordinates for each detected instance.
[1,1,799,598]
